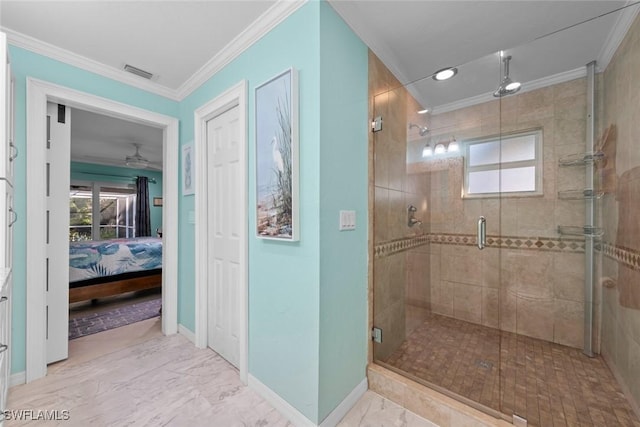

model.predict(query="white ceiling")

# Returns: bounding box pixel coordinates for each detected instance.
[329,1,639,111]
[0,1,275,91]
[0,0,278,170]
[70,108,163,171]
[2,1,639,167]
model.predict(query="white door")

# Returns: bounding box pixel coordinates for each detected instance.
[206,105,241,367]
[46,102,70,364]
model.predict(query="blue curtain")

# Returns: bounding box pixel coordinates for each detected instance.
[135,176,151,237]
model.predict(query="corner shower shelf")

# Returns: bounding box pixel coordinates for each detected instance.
[557,189,604,200]
[558,151,605,166]
[557,225,603,238]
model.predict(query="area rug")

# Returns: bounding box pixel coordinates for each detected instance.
[69,297,161,340]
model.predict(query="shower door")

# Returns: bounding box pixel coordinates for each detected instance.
[370,50,507,418]
[370,3,640,425]
[370,47,583,422]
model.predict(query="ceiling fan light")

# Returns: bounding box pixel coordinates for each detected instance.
[125,158,149,169]
[125,144,150,169]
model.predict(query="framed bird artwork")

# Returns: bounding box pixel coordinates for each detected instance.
[255,68,299,241]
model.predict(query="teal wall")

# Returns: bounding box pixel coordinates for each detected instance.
[180,1,367,423]
[317,2,368,421]
[8,46,178,374]
[8,1,368,423]
[179,2,322,420]
[70,162,164,235]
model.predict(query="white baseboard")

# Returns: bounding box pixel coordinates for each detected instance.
[9,371,26,387]
[248,374,368,427]
[248,374,316,427]
[319,378,368,427]
[178,324,196,344]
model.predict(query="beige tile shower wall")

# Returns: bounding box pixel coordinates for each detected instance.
[601,12,640,411]
[423,78,589,349]
[370,51,432,359]
[373,252,407,360]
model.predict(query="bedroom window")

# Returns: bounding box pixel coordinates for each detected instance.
[463,129,543,198]
[70,183,136,241]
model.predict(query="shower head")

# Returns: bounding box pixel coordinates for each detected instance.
[493,55,521,97]
[409,123,429,136]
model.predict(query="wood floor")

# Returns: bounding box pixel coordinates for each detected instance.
[7,318,435,427]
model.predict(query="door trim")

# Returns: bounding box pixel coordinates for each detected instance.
[194,80,248,384]
[26,78,179,382]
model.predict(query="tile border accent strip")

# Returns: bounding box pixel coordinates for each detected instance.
[375,233,585,258]
[374,235,430,258]
[602,242,640,272]
[375,235,640,271]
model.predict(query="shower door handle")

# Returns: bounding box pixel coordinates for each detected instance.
[477,216,486,250]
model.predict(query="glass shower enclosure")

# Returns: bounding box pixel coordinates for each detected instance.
[370,4,640,426]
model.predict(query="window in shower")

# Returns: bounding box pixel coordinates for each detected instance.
[463,129,542,197]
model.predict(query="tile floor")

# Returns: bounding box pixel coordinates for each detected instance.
[383,311,640,427]
[7,318,432,427]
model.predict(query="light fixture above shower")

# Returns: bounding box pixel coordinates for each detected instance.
[494,53,521,97]
[448,137,459,152]
[409,122,429,136]
[421,136,459,158]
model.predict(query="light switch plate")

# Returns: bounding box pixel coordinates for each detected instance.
[339,210,356,231]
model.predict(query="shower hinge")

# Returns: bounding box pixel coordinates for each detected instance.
[371,116,383,132]
[371,327,383,343]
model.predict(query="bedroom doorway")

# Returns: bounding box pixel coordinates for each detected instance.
[194,80,248,383]
[26,78,179,382]
[66,106,165,345]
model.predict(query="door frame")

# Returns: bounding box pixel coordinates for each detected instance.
[194,80,248,383]
[26,78,179,382]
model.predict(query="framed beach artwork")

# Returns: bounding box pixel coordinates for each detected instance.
[255,68,299,241]
[182,143,194,196]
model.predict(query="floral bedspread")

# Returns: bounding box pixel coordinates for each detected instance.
[69,237,162,283]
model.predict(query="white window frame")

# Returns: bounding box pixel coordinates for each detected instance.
[463,129,543,198]
[70,180,136,240]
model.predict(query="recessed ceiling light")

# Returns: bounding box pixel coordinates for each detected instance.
[417,109,429,114]
[505,81,521,92]
[432,67,457,81]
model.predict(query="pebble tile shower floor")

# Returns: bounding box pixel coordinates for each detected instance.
[383,311,640,427]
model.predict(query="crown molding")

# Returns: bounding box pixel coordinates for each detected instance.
[432,67,587,115]
[176,0,308,100]
[2,0,308,102]
[597,2,640,72]
[2,27,181,101]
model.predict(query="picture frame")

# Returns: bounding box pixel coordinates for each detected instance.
[255,68,299,241]
[182,142,194,196]
[153,197,163,207]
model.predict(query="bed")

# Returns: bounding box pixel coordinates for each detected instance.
[69,237,162,303]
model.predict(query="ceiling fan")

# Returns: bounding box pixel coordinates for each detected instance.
[125,144,151,169]
[70,142,163,171]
